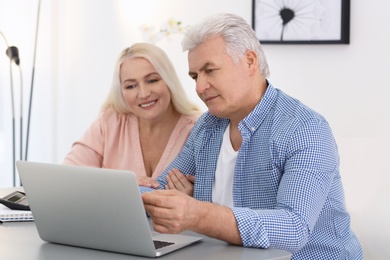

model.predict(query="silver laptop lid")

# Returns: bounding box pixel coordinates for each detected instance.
[16,161,201,257]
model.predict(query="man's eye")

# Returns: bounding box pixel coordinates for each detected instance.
[205,69,214,74]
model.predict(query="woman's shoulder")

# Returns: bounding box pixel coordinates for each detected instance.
[181,113,201,125]
[98,107,136,125]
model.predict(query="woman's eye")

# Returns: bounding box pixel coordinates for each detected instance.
[148,78,159,84]
[126,84,137,89]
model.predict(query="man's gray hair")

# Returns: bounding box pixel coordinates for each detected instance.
[182,13,270,78]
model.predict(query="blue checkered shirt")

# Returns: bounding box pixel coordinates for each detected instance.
[141,84,363,259]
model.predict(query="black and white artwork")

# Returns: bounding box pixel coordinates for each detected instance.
[252,0,350,44]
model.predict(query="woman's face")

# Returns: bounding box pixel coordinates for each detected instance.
[120,57,174,123]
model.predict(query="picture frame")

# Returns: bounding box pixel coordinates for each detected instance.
[252,0,350,44]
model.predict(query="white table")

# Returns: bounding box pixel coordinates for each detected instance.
[1,187,291,260]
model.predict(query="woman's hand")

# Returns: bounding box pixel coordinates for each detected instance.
[165,168,195,196]
[137,176,160,188]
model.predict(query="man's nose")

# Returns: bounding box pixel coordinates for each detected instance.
[196,76,210,95]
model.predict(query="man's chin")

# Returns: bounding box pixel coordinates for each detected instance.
[208,109,227,119]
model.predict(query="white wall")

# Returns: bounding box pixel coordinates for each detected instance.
[0,0,389,259]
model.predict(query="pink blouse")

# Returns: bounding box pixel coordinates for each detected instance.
[63,108,199,179]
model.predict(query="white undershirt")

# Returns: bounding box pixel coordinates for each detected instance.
[212,124,238,208]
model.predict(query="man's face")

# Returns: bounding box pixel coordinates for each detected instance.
[188,36,252,121]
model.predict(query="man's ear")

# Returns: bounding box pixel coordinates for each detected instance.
[244,50,258,76]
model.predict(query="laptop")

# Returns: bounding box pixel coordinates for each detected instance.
[16,161,202,257]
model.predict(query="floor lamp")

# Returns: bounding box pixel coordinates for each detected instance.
[25,0,41,163]
[1,32,22,187]
[0,0,40,187]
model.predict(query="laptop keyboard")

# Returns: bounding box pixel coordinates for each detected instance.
[153,240,175,249]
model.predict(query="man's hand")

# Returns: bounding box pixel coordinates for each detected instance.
[142,189,200,234]
[165,168,195,196]
[142,189,242,245]
[137,176,160,188]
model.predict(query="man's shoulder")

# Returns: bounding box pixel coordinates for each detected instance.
[273,89,326,123]
[196,112,228,126]
[189,112,229,136]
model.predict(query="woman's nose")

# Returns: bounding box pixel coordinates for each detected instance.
[138,85,151,98]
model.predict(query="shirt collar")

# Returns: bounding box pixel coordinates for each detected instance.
[239,81,277,133]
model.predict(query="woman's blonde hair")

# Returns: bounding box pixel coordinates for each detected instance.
[102,43,201,115]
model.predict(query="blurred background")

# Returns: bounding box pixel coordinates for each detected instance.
[0,0,389,258]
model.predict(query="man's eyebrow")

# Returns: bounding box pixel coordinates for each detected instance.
[188,62,215,76]
[199,62,214,72]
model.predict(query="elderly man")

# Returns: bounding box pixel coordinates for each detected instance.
[141,13,363,259]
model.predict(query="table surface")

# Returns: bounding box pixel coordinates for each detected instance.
[1,187,291,260]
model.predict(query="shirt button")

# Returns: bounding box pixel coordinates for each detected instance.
[251,127,255,132]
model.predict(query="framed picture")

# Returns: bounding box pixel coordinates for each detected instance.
[252,0,350,44]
